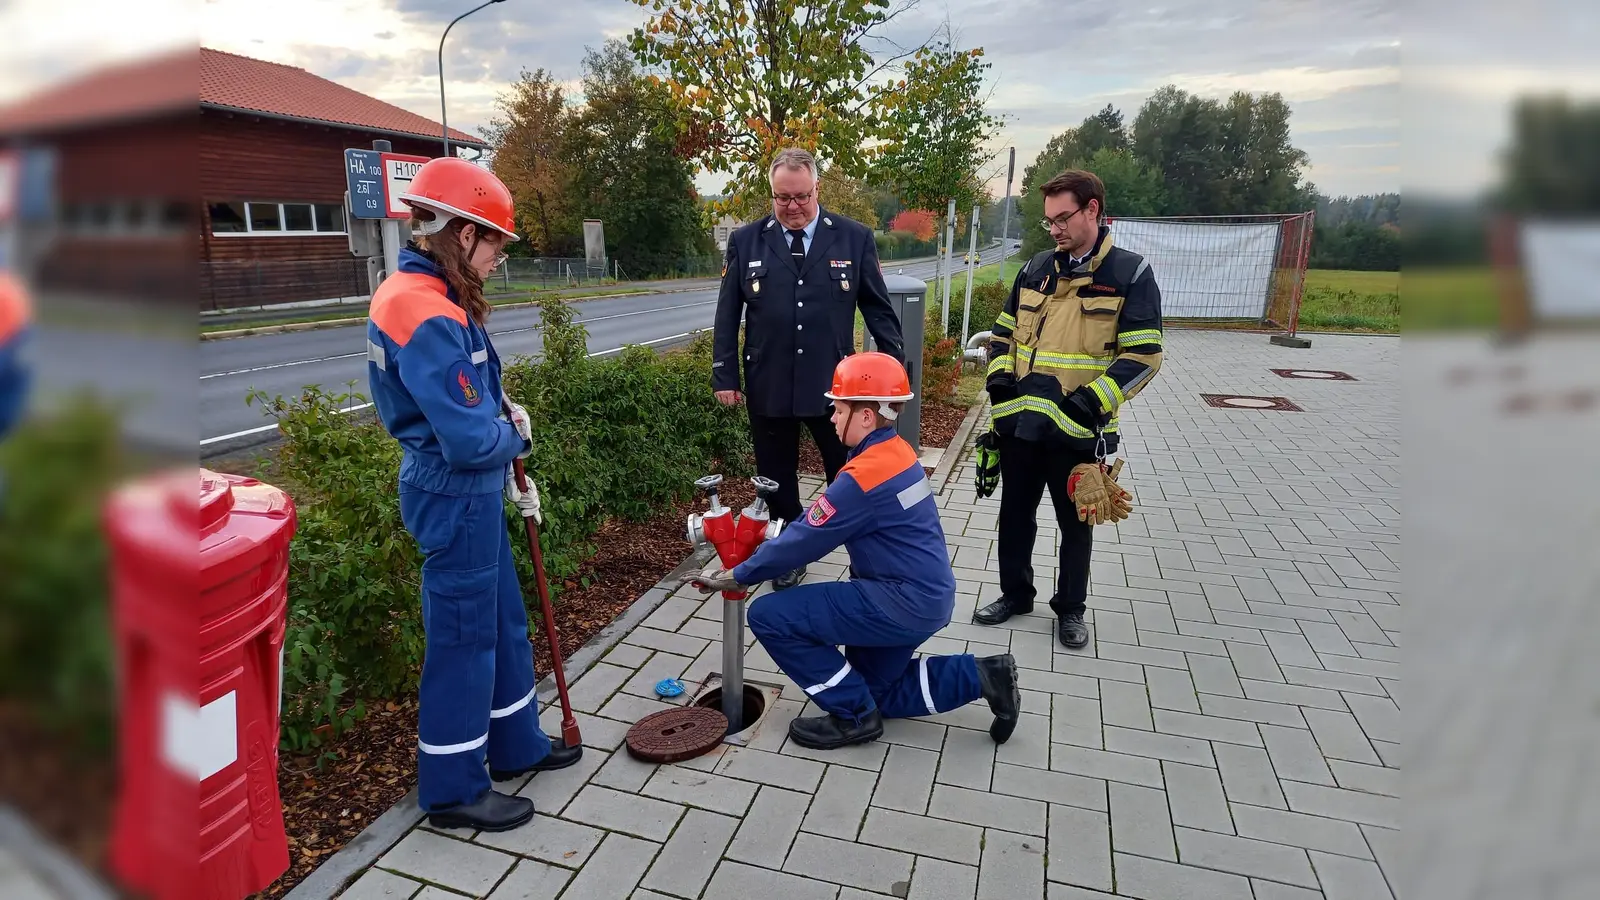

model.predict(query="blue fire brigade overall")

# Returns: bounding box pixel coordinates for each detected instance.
[367,247,551,813]
[736,426,982,722]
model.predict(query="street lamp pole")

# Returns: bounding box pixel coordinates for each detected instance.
[439,0,507,157]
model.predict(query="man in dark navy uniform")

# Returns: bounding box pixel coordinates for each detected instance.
[713,147,905,590]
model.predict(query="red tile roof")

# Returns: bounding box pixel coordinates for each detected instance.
[200,48,484,147]
[0,47,485,148]
[0,47,195,135]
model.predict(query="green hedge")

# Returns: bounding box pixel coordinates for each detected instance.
[253,298,752,751]
[0,396,122,752]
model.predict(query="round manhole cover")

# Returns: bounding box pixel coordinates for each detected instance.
[625,706,729,763]
[1289,370,1339,378]
[1221,397,1279,408]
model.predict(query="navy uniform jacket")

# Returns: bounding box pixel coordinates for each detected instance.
[713,209,905,419]
[732,426,956,632]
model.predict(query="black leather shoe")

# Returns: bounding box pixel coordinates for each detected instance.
[1057,611,1089,649]
[427,790,534,832]
[972,596,1033,626]
[490,739,583,781]
[788,708,884,750]
[773,566,807,591]
[976,654,1021,744]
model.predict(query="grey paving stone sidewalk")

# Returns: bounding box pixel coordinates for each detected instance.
[322,330,1400,900]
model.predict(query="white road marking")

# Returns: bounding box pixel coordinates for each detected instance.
[200,352,365,380]
[199,299,717,378]
[199,332,702,446]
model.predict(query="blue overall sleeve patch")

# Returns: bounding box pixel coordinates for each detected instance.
[806,495,837,526]
[448,359,483,407]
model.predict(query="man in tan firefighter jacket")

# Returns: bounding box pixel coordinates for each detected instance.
[972,169,1164,649]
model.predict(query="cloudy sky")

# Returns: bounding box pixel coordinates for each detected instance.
[2,1,1594,203]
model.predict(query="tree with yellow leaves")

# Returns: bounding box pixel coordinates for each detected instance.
[626,0,935,212]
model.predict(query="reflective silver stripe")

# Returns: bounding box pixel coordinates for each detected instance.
[418,732,488,755]
[804,662,853,696]
[1123,365,1157,396]
[897,477,932,510]
[919,658,937,715]
[1133,258,1150,282]
[490,685,537,719]
[471,349,489,364]
[367,339,387,369]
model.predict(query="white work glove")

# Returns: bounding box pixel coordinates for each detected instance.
[504,468,542,523]
[505,400,533,459]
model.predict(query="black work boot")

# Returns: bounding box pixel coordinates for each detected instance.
[972,596,1033,626]
[490,739,583,781]
[976,654,1021,744]
[788,708,884,750]
[1057,611,1090,649]
[773,565,807,591]
[427,790,534,832]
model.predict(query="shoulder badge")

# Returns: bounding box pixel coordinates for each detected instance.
[448,360,483,407]
[806,495,837,527]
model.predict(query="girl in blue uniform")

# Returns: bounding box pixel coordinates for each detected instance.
[366,158,580,832]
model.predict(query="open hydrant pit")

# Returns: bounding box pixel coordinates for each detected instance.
[691,674,784,748]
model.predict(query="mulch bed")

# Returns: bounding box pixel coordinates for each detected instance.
[255,476,762,899]
[0,703,118,883]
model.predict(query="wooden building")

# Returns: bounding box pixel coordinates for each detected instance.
[0,47,488,309]
[198,48,487,309]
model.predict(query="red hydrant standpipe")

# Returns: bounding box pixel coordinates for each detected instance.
[686,475,782,733]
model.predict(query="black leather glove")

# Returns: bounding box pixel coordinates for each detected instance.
[985,371,1018,403]
[1060,387,1105,430]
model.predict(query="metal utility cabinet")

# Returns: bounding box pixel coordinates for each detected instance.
[863,272,928,453]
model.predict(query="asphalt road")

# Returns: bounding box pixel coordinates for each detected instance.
[199,241,1018,453]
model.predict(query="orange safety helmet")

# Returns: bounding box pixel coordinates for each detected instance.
[824,351,914,420]
[399,157,520,242]
[0,269,31,342]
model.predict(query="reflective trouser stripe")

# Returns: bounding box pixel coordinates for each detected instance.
[419,732,489,755]
[804,662,854,696]
[919,658,937,715]
[490,685,537,719]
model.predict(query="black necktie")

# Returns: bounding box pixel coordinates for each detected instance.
[787,229,806,261]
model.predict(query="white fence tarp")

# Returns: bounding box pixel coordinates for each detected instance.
[1109,219,1281,318]
[1520,221,1600,320]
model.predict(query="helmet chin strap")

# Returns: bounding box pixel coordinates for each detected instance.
[877,401,899,421]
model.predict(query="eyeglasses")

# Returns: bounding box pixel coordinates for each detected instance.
[772,191,814,206]
[1040,207,1090,232]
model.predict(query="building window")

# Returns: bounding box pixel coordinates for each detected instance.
[248,202,283,232]
[210,202,247,233]
[315,203,346,233]
[209,200,349,236]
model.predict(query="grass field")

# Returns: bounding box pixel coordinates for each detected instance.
[1400,266,1498,331]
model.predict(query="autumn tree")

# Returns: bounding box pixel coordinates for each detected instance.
[563,41,714,277]
[626,0,930,211]
[872,28,1003,225]
[482,68,578,255]
[889,208,937,241]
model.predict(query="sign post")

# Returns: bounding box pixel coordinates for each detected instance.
[344,143,430,286]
